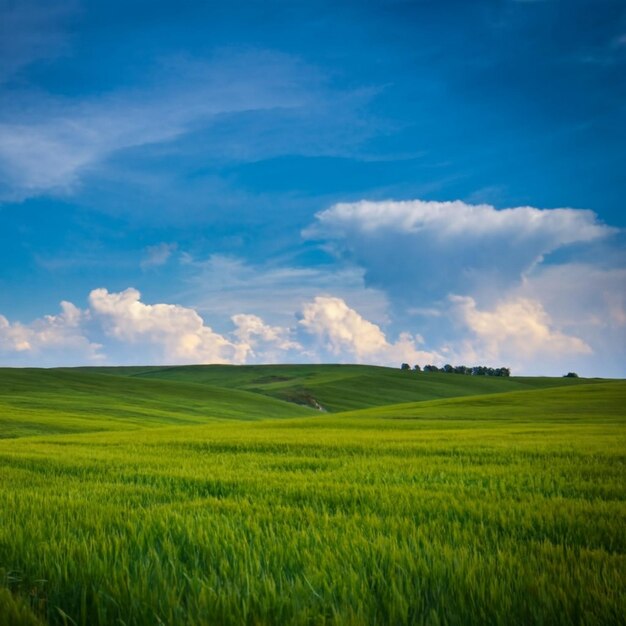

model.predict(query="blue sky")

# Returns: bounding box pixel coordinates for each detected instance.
[0,0,624,375]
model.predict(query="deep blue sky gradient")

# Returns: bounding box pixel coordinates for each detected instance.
[0,0,624,373]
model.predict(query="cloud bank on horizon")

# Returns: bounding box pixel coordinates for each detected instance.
[1,0,625,376]
[2,198,623,376]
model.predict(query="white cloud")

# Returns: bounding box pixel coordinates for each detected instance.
[448,294,591,372]
[1,289,402,367]
[0,271,622,375]
[141,243,177,270]
[89,287,246,364]
[301,198,626,375]
[1,288,303,367]
[306,198,611,242]
[299,295,442,366]
[299,296,388,358]
[0,301,101,365]
[519,263,626,330]
[304,199,616,303]
[231,313,301,362]
[0,288,440,368]
[511,263,626,375]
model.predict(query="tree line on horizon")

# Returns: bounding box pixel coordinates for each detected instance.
[400,363,511,377]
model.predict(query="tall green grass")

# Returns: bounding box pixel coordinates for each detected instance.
[0,374,624,625]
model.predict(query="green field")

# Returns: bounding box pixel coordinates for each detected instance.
[0,365,624,625]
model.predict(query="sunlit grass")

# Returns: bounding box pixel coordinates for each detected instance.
[0,370,624,625]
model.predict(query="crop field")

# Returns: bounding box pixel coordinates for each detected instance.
[0,366,624,626]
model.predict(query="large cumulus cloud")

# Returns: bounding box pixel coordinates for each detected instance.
[89,288,246,364]
[448,294,591,372]
[299,295,442,365]
[0,301,101,366]
[302,198,624,375]
[304,199,616,303]
[0,289,439,368]
[1,196,624,375]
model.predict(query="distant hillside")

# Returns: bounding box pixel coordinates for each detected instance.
[0,368,313,438]
[66,363,607,412]
[327,381,626,425]
[2,365,615,439]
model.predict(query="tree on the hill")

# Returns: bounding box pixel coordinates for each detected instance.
[400,363,411,370]
[564,372,579,378]
[413,364,421,372]
[416,363,511,376]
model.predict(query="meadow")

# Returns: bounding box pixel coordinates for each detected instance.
[0,365,624,625]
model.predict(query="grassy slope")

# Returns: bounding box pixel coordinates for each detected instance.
[65,364,603,412]
[326,380,626,425]
[0,368,313,438]
[6,364,601,439]
[0,381,624,625]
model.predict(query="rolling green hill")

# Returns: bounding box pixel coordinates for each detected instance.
[0,368,313,438]
[0,375,624,626]
[328,380,626,425]
[63,363,603,412]
[1,364,617,439]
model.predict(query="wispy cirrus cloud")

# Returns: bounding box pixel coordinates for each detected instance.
[0,50,322,199]
[141,242,177,270]
[178,253,391,328]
